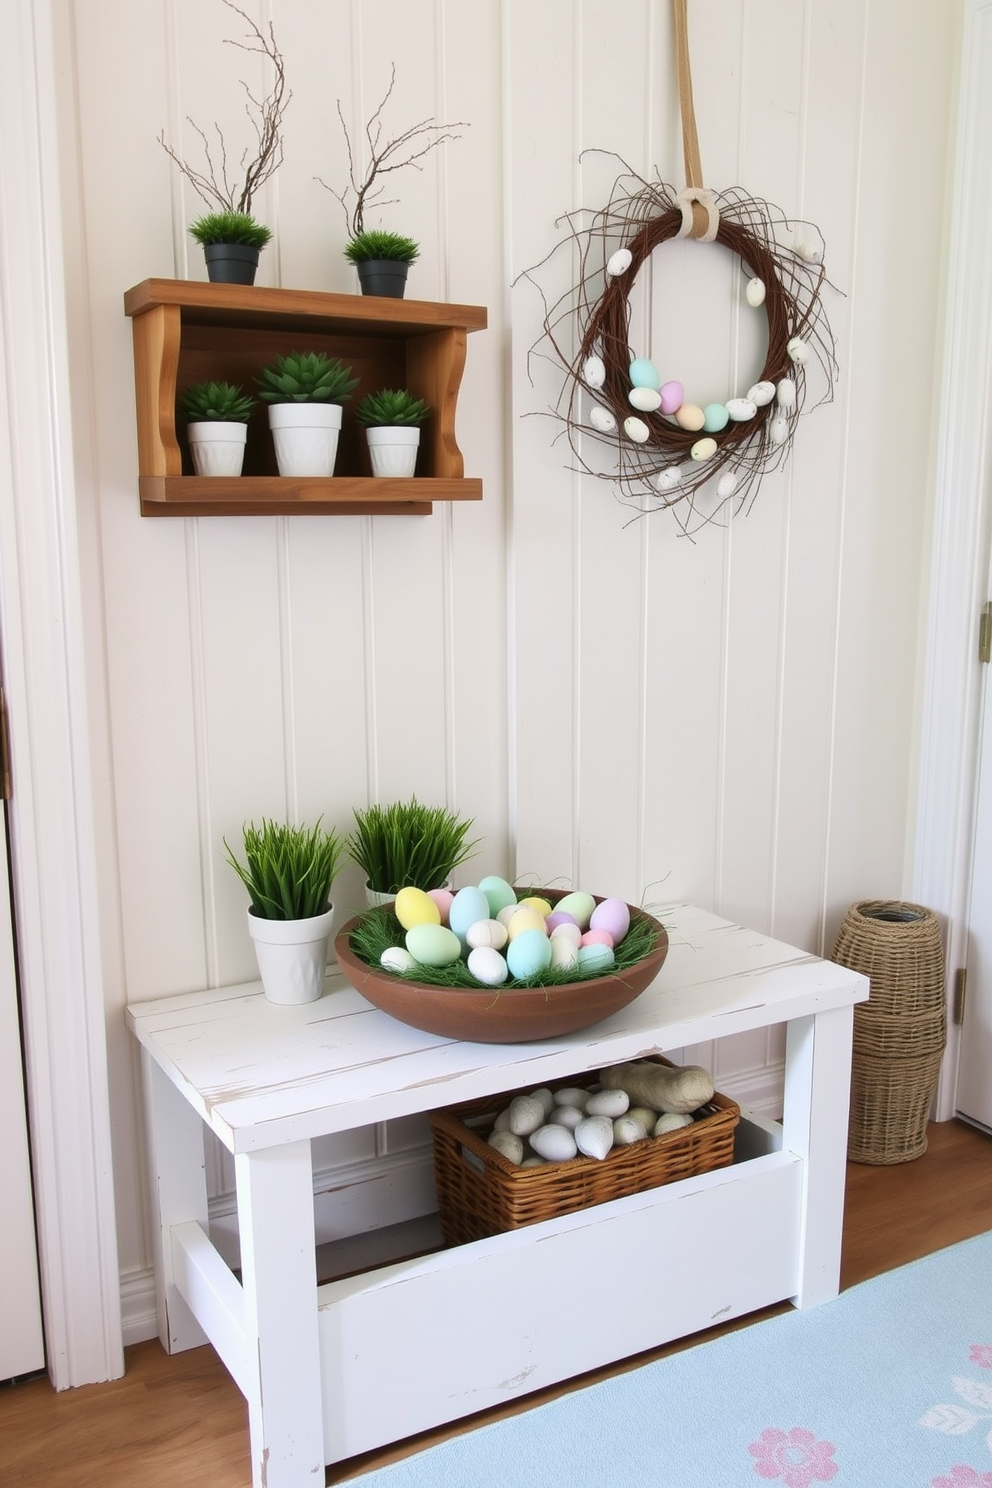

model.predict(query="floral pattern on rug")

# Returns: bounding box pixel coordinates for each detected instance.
[747,1427,839,1487]
[921,1342,992,1486]
[930,1467,992,1488]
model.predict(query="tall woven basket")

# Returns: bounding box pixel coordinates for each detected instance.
[830,900,946,1165]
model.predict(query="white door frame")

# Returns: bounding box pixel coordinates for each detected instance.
[0,0,122,1387]
[912,0,992,1121]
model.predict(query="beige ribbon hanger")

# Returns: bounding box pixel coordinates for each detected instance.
[672,0,719,241]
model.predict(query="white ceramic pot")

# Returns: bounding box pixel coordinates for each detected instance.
[187,421,248,477]
[268,403,342,477]
[246,905,335,1004]
[366,425,421,478]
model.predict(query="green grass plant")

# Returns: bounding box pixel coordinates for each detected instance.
[225,817,346,921]
[257,351,359,404]
[348,796,479,894]
[179,380,255,423]
[344,230,420,265]
[188,211,273,248]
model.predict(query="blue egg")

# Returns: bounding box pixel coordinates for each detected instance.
[703,403,730,433]
[628,358,661,391]
[506,928,553,980]
[577,943,615,975]
[448,886,491,943]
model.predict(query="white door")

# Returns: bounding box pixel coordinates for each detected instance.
[958,610,992,1131]
[0,787,44,1377]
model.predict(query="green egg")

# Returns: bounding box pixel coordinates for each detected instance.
[478,875,517,917]
[554,891,596,930]
[405,923,462,968]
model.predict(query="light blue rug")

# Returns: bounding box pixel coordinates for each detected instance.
[348,1230,992,1488]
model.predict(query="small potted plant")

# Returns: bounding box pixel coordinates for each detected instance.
[188,210,274,285]
[257,351,358,477]
[179,379,255,476]
[225,817,346,1004]
[348,796,479,906]
[344,230,420,300]
[355,388,430,477]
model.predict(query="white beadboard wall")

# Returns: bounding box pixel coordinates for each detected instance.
[53,0,957,1334]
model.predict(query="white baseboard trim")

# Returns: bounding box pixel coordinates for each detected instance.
[120,1265,160,1348]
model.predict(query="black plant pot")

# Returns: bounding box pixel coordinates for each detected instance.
[203,243,261,286]
[356,259,409,299]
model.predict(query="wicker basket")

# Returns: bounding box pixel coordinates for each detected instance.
[831,900,946,1165]
[429,1060,740,1245]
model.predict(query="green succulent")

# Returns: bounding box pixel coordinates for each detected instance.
[355,389,430,428]
[225,817,346,922]
[188,211,273,249]
[179,380,256,423]
[343,230,420,266]
[257,351,359,404]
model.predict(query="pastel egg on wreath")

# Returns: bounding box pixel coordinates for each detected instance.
[702,403,729,433]
[690,436,718,462]
[466,945,509,987]
[394,886,441,930]
[787,336,810,365]
[795,240,822,264]
[776,378,797,410]
[448,885,491,941]
[589,404,617,434]
[380,945,417,975]
[465,917,509,952]
[623,416,651,443]
[628,386,662,413]
[506,928,554,980]
[747,381,776,407]
[577,942,615,974]
[674,403,706,432]
[769,413,789,445]
[716,471,739,500]
[507,905,548,940]
[427,887,453,924]
[478,874,517,917]
[726,398,757,422]
[582,354,606,389]
[659,381,684,415]
[628,357,661,390]
[590,896,630,943]
[606,247,633,277]
[745,276,766,307]
[405,922,462,968]
[654,466,681,494]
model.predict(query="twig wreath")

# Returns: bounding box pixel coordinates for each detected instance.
[521,1,838,535]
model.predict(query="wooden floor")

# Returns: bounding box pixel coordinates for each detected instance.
[3,1118,991,1488]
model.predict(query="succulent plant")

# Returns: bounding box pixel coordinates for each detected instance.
[354,389,430,427]
[179,380,256,422]
[187,211,273,249]
[343,230,420,266]
[257,351,359,404]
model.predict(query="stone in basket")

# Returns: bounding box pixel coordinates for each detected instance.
[429,1058,740,1245]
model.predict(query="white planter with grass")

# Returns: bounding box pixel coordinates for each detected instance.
[365,426,421,478]
[187,421,249,477]
[247,905,336,1005]
[268,403,342,478]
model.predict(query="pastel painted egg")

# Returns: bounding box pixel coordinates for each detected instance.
[506,928,554,980]
[659,380,684,415]
[380,945,417,974]
[702,403,729,433]
[654,467,681,493]
[623,416,650,443]
[747,381,776,407]
[606,247,633,277]
[716,471,739,499]
[628,358,661,390]
[787,336,809,365]
[545,911,579,933]
[589,404,617,434]
[449,886,491,941]
[506,906,547,940]
[550,936,579,973]
[518,895,553,918]
[577,943,615,974]
[674,404,705,432]
[478,875,517,916]
[795,240,822,264]
[427,888,453,924]
[405,922,462,967]
[465,918,509,951]
[745,276,766,307]
[590,896,630,943]
[628,386,662,413]
[725,398,757,422]
[690,436,717,461]
[776,378,797,410]
[769,413,789,445]
[583,355,606,389]
[394,887,441,931]
[467,945,509,986]
[581,929,614,949]
[550,921,582,949]
[554,891,596,929]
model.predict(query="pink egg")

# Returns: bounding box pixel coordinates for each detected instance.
[427,888,453,925]
[581,928,614,949]
[545,911,579,933]
[590,896,631,945]
[660,380,684,415]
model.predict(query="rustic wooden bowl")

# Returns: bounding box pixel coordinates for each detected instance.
[333,889,669,1043]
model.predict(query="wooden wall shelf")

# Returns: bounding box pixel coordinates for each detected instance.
[123,279,487,517]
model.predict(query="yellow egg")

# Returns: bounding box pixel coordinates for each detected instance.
[394,886,441,931]
[506,906,548,940]
[517,895,553,919]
